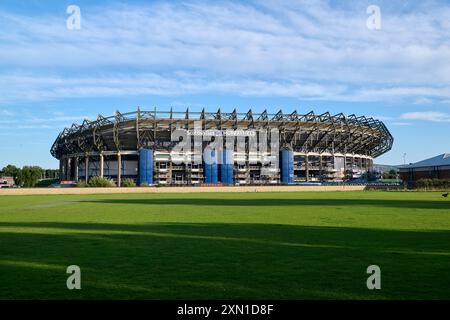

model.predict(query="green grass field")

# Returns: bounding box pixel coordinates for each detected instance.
[0,191,449,299]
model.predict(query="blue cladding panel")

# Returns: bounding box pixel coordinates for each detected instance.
[226,150,234,185]
[225,149,234,164]
[206,164,212,183]
[139,149,153,185]
[227,164,234,185]
[220,150,225,184]
[204,151,211,183]
[280,150,294,184]
[211,162,218,183]
[220,149,234,185]
[204,149,218,183]
[204,162,211,183]
[220,150,234,184]
[211,150,218,183]
[220,163,227,185]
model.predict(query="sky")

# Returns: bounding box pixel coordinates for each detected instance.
[0,0,450,169]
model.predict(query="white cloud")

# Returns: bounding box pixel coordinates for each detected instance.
[366,115,393,121]
[0,1,449,102]
[0,109,15,116]
[0,72,348,102]
[0,114,95,132]
[17,124,53,129]
[414,97,433,105]
[391,122,413,126]
[400,111,450,122]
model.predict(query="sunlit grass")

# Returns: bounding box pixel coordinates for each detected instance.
[0,191,449,299]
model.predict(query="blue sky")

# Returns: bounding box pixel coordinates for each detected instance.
[1,0,450,168]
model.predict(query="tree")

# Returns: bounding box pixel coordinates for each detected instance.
[1,164,20,178]
[44,169,59,179]
[1,164,21,185]
[2,165,58,187]
[388,169,398,179]
[14,169,23,186]
[382,169,398,180]
[15,166,43,188]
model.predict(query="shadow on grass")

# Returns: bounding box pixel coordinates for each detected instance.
[81,198,450,210]
[1,221,449,299]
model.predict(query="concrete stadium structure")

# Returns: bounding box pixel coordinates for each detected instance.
[51,108,393,186]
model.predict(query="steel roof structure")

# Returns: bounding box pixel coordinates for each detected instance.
[51,108,393,159]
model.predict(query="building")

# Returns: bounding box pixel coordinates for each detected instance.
[0,177,15,188]
[51,108,393,186]
[399,153,450,182]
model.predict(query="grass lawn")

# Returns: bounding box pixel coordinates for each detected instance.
[0,191,449,299]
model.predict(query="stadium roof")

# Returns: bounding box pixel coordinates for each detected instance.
[401,153,450,169]
[51,108,394,159]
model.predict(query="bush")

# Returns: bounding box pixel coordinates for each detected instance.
[416,179,430,189]
[76,181,88,188]
[88,176,116,188]
[121,178,136,187]
[415,179,450,190]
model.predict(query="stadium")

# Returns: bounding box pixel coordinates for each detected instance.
[51,108,393,186]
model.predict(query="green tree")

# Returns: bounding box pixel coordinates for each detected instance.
[1,164,20,178]
[44,169,59,179]
[1,164,22,185]
[382,169,398,180]
[388,169,398,179]
[15,166,43,188]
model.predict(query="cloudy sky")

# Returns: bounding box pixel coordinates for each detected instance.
[0,0,450,168]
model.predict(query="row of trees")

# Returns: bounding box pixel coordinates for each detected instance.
[382,169,399,180]
[0,165,59,188]
[415,179,450,190]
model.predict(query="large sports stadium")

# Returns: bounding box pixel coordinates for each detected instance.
[51,108,393,186]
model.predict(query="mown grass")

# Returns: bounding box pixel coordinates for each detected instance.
[0,191,449,299]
